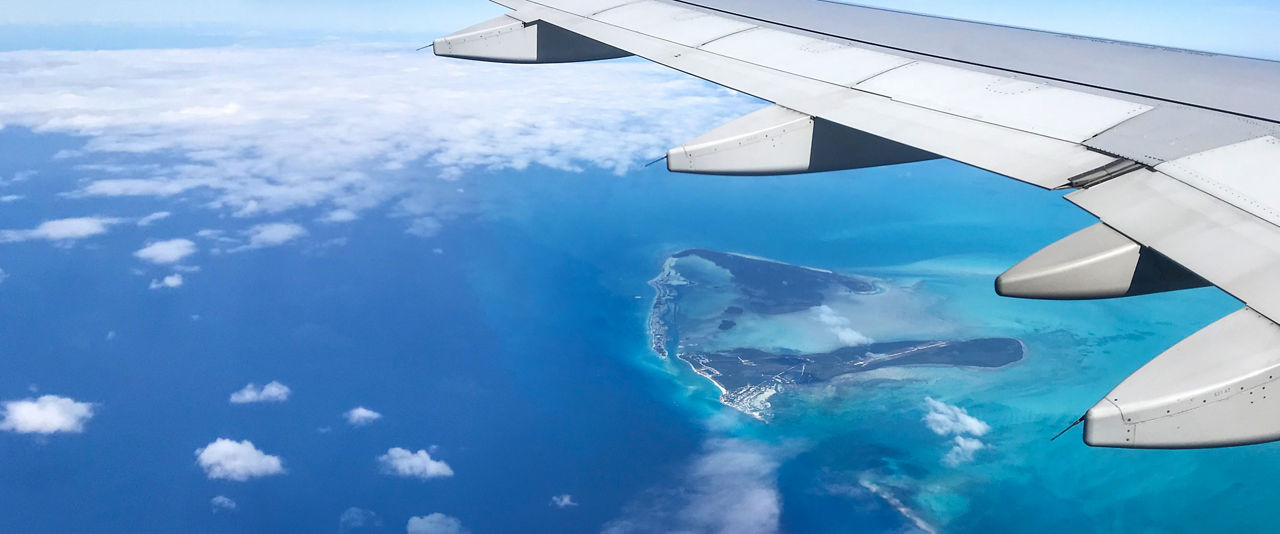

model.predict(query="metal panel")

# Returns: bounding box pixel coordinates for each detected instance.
[1068,170,1280,324]
[1085,106,1279,166]
[433,15,629,64]
[680,0,1280,124]
[1157,137,1280,228]
[1084,308,1280,449]
[854,62,1153,143]
[530,0,631,16]
[995,222,1206,300]
[591,1,756,47]
[667,104,938,175]
[698,27,911,86]
[434,15,538,63]
[520,2,1122,189]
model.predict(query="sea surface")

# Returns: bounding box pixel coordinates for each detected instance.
[0,123,1268,532]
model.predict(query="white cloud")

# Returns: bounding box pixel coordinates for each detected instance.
[0,217,120,243]
[405,217,442,238]
[79,179,200,197]
[0,268,7,284]
[550,494,578,508]
[344,406,382,426]
[378,447,454,480]
[0,170,35,186]
[943,435,986,467]
[924,398,990,466]
[229,381,291,403]
[210,495,237,512]
[195,438,285,481]
[137,211,172,226]
[406,513,469,534]
[149,273,184,290]
[811,305,873,347]
[323,209,359,223]
[604,439,782,534]
[135,238,197,264]
[923,397,990,437]
[229,223,307,252]
[0,195,23,203]
[0,395,95,434]
[0,47,753,234]
[339,507,381,531]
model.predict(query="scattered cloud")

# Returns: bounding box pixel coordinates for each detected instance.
[811,305,873,347]
[344,406,382,426]
[148,273,184,289]
[406,513,469,534]
[923,397,990,437]
[405,217,442,238]
[603,439,782,534]
[0,47,753,237]
[340,507,381,531]
[0,170,35,186]
[0,395,95,434]
[923,398,991,466]
[229,381,291,404]
[135,238,197,264]
[322,209,359,223]
[137,211,172,226]
[0,268,7,284]
[210,495,237,513]
[0,195,23,203]
[229,223,307,252]
[0,217,121,244]
[195,438,285,481]
[550,494,578,508]
[943,436,986,467]
[378,447,454,480]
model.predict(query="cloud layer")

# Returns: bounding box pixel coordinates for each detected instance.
[0,46,754,232]
[195,438,285,481]
[378,447,453,480]
[0,395,94,434]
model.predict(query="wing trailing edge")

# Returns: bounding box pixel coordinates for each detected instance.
[439,0,1280,448]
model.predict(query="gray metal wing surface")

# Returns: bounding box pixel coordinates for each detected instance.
[434,0,1280,449]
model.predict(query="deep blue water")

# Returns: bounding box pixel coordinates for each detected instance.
[0,124,1269,533]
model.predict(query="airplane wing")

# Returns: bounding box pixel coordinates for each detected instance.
[434,0,1280,449]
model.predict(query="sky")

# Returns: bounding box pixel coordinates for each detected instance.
[0,1,1276,533]
[1,1,1278,59]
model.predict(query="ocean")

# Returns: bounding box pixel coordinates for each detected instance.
[0,124,1267,533]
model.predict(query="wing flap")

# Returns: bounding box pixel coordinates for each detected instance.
[1156,136,1280,228]
[852,62,1153,144]
[1068,169,1280,323]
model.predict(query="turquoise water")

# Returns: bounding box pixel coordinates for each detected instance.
[471,157,1256,532]
[0,123,1263,532]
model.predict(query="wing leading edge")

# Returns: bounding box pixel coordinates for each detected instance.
[436,0,1280,448]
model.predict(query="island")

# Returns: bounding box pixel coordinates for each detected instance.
[648,249,1023,420]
